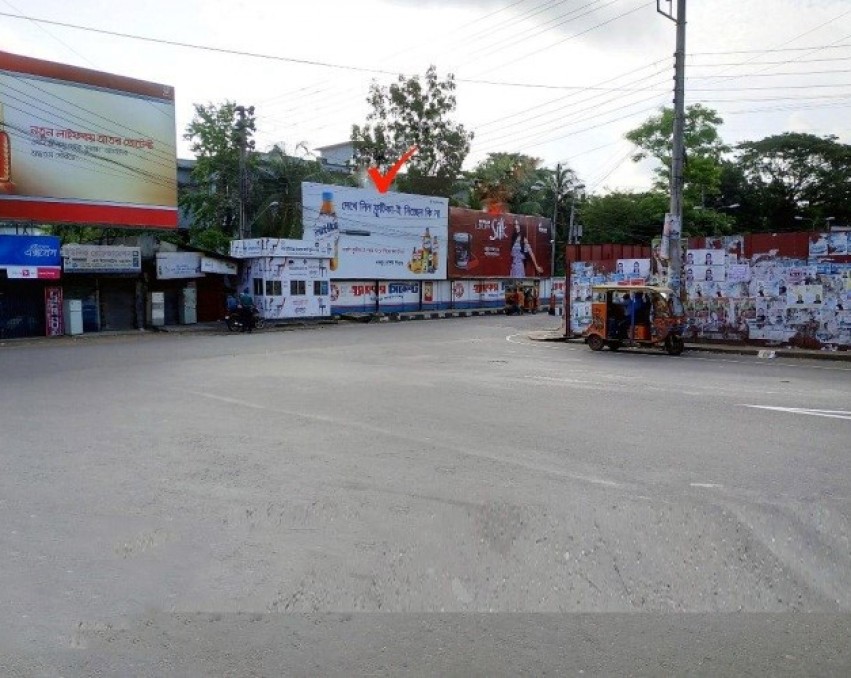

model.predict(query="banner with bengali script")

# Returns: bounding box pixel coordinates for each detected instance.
[0,50,177,228]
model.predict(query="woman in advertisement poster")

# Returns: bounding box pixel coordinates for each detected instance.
[509,220,543,278]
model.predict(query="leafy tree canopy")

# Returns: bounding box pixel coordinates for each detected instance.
[351,66,473,197]
[626,104,728,206]
[180,101,256,251]
[735,132,851,231]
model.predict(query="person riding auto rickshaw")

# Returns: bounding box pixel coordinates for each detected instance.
[581,284,686,355]
[504,280,539,315]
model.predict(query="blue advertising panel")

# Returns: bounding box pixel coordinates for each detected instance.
[0,235,61,266]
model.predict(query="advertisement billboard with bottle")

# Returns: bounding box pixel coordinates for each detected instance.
[0,50,177,228]
[302,182,448,280]
[448,208,552,279]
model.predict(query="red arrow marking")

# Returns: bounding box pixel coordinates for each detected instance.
[367,146,418,194]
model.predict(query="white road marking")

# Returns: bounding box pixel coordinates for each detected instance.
[182,389,628,491]
[690,483,723,489]
[740,405,851,421]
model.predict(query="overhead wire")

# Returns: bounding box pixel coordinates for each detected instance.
[3,5,847,186]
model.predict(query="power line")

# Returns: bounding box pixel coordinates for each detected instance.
[464,0,650,78]
[689,55,851,68]
[0,10,401,76]
[462,0,622,62]
[688,43,851,57]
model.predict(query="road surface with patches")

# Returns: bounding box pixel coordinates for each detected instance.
[1,316,850,676]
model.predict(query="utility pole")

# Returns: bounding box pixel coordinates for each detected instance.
[551,163,560,277]
[234,105,255,241]
[567,183,585,245]
[658,0,686,296]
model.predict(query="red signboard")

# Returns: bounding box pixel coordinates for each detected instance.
[44,286,63,336]
[448,208,552,278]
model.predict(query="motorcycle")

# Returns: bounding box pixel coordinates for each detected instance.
[224,307,265,332]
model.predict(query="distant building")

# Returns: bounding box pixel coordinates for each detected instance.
[177,158,196,231]
[315,141,354,174]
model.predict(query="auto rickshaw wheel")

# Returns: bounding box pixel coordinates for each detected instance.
[587,334,605,351]
[607,341,621,351]
[665,335,684,356]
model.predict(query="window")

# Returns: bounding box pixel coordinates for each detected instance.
[314,280,329,296]
[266,280,282,296]
[253,278,263,296]
[290,280,306,296]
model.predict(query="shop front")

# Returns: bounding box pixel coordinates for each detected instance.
[0,234,61,339]
[153,250,239,324]
[61,244,142,331]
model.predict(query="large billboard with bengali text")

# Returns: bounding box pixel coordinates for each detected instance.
[0,50,177,228]
[448,208,552,279]
[302,182,448,280]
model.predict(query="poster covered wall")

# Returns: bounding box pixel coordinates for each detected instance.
[302,182,448,281]
[447,208,551,279]
[0,50,177,228]
[570,232,851,347]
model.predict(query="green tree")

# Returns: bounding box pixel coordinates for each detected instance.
[735,132,851,232]
[581,191,669,244]
[626,103,729,209]
[463,153,543,213]
[180,101,256,252]
[251,144,355,239]
[351,66,473,197]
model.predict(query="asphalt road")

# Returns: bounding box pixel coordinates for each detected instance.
[1,316,850,676]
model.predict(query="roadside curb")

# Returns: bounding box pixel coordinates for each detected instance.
[526,330,851,362]
[387,308,506,321]
[155,319,339,334]
[0,319,339,347]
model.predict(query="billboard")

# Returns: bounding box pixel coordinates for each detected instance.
[447,208,552,278]
[301,182,448,280]
[0,50,177,228]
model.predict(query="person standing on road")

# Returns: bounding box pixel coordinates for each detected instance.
[238,288,255,333]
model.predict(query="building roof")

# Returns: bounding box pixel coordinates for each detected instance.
[315,141,353,152]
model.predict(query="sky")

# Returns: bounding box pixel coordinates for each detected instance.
[1,0,849,194]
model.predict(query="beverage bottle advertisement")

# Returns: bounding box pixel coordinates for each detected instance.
[302,182,448,281]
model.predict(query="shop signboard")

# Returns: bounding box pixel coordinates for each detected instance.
[0,234,61,278]
[156,252,203,279]
[230,238,324,259]
[44,286,63,336]
[61,244,141,273]
[200,256,238,275]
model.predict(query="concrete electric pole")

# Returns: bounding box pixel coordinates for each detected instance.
[234,105,255,241]
[657,0,686,296]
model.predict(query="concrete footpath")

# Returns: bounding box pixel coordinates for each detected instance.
[527,329,851,362]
